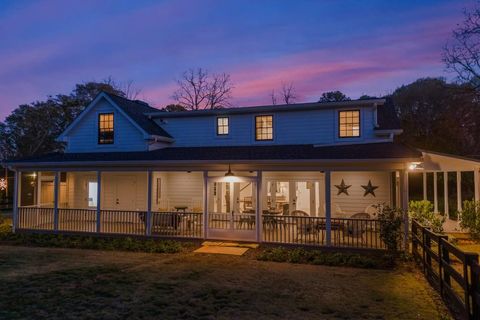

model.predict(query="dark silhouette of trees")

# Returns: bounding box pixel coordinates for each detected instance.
[0,81,128,160]
[391,78,480,157]
[318,91,351,102]
[444,4,480,90]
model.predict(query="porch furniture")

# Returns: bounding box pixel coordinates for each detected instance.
[345,212,371,243]
[139,212,182,231]
[174,206,188,212]
[262,209,286,228]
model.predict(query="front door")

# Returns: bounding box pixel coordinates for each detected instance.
[207,178,257,241]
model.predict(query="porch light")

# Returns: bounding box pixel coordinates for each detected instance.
[224,164,240,183]
[408,162,423,171]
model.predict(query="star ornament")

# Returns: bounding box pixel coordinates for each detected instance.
[335,179,351,196]
[362,180,379,197]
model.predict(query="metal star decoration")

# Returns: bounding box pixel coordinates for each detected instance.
[361,180,378,197]
[335,179,351,195]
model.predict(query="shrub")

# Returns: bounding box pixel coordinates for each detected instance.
[460,200,480,239]
[408,200,445,233]
[373,204,403,251]
[0,219,190,253]
[257,247,395,269]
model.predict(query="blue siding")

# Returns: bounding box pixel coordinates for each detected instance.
[66,98,148,153]
[157,106,379,147]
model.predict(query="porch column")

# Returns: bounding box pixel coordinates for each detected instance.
[203,171,208,239]
[146,170,152,236]
[422,172,427,201]
[53,171,59,231]
[256,171,262,242]
[324,170,331,246]
[457,171,462,220]
[96,171,102,233]
[12,170,19,232]
[399,170,408,251]
[475,169,480,203]
[444,172,449,219]
[433,172,438,213]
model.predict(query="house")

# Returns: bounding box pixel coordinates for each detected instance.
[6,92,480,249]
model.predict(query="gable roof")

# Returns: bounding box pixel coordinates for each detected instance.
[7,142,421,166]
[58,92,172,141]
[105,93,172,138]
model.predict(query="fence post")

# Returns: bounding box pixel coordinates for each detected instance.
[422,226,427,273]
[471,260,480,320]
[441,238,451,290]
[465,253,479,320]
[438,235,448,297]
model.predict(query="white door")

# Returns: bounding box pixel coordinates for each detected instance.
[115,177,136,210]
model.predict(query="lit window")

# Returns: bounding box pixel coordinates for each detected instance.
[217,117,229,135]
[255,115,273,140]
[98,113,114,144]
[339,110,360,138]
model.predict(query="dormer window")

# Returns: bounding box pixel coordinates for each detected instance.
[255,115,273,141]
[98,113,114,144]
[217,117,229,135]
[339,110,360,138]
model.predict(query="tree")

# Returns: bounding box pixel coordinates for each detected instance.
[162,104,187,112]
[269,82,297,104]
[280,82,297,104]
[0,80,129,160]
[391,77,479,156]
[318,91,351,102]
[444,4,480,88]
[172,68,233,110]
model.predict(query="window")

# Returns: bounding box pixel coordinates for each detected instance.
[88,181,98,207]
[217,117,229,135]
[338,110,360,138]
[98,113,114,144]
[255,115,273,140]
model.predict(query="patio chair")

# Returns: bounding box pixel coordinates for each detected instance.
[345,212,371,244]
[294,210,320,242]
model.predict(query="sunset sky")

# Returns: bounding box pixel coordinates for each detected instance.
[0,0,473,120]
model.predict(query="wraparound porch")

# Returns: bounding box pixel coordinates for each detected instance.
[13,166,409,250]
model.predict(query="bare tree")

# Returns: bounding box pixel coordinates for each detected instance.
[102,76,141,99]
[206,73,233,109]
[280,82,297,104]
[270,89,277,105]
[172,68,233,110]
[444,5,480,88]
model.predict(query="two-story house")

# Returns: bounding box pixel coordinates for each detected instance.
[7,92,480,249]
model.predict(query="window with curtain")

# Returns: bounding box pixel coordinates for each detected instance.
[255,115,273,140]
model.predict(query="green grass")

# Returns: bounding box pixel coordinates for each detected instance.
[0,245,451,319]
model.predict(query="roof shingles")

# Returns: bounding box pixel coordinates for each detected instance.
[9,142,421,165]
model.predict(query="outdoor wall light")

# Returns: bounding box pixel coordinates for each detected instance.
[408,162,423,171]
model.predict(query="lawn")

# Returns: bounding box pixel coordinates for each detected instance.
[0,245,449,319]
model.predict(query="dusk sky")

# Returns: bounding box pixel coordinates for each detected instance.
[0,0,474,120]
